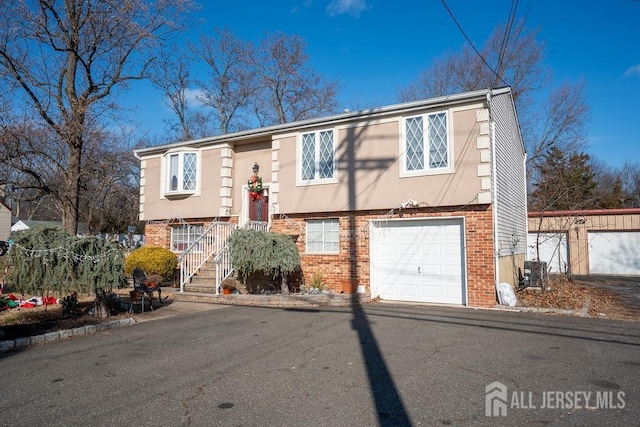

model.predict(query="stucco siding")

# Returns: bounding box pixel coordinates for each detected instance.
[491,91,527,258]
[232,141,272,215]
[141,147,223,221]
[275,104,485,214]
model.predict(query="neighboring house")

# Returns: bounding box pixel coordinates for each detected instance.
[11,220,91,235]
[135,88,527,308]
[0,199,10,241]
[528,208,640,275]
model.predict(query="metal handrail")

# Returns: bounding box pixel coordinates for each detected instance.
[213,220,270,293]
[178,221,236,292]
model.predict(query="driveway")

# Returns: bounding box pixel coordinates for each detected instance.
[574,274,640,310]
[1,303,638,426]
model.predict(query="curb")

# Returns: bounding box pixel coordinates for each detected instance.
[172,291,373,307]
[0,317,137,354]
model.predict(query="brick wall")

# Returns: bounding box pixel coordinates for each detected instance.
[145,208,497,308]
[144,217,236,250]
[271,205,496,308]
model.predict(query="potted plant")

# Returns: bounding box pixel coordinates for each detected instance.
[221,282,236,295]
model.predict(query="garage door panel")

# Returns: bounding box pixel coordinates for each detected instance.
[588,231,640,275]
[372,219,466,305]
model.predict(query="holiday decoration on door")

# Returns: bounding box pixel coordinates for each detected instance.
[248,162,263,201]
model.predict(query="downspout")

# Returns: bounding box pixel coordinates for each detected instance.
[487,91,501,299]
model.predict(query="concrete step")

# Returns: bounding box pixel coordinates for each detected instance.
[172,291,220,303]
[189,274,216,284]
[183,282,217,293]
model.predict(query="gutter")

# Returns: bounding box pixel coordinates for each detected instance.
[134,88,495,157]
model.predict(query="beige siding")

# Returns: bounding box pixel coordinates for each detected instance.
[232,141,272,215]
[276,105,484,214]
[141,147,223,221]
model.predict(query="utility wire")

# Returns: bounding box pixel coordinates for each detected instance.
[440,0,510,88]
[496,0,519,85]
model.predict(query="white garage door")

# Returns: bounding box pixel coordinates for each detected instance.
[526,232,569,273]
[371,218,466,305]
[588,231,640,275]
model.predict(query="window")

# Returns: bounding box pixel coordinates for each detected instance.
[306,219,339,253]
[166,151,198,193]
[171,224,204,252]
[403,111,450,175]
[300,129,336,183]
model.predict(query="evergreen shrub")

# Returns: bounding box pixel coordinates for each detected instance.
[229,229,301,279]
[8,225,126,296]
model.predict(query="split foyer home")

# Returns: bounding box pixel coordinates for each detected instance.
[135,87,527,308]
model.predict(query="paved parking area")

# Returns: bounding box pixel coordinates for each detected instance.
[1,302,638,426]
[574,275,640,310]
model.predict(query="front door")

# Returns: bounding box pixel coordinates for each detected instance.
[249,194,269,222]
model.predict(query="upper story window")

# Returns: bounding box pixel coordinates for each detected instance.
[165,151,198,194]
[299,129,336,184]
[402,111,450,176]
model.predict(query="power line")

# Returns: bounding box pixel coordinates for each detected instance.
[440,0,510,88]
[496,0,519,85]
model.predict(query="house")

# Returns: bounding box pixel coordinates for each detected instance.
[134,88,527,308]
[11,220,91,235]
[0,199,10,241]
[527,208,640,275]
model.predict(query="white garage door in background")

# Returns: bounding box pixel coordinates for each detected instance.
[588,231,640,275]
[371,218,466,305]
[526,232,569,273]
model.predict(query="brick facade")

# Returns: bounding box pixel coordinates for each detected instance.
[145,207,497,308]
[144,217,237,249]
[270,204,496,308]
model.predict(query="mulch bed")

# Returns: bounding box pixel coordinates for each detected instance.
[0,293,133,341]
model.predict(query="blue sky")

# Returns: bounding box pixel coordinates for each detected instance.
[128,0,640,168]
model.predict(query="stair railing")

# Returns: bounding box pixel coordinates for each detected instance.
[178,221,236,292]
[214,220,270,294]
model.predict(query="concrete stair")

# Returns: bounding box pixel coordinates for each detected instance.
[182,263,217,293]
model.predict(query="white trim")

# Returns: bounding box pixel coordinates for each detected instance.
[305,218,340,254]
[160,149,202,199]
[296,127,339,186]
[240,183,272,227]
[399,110,453,178]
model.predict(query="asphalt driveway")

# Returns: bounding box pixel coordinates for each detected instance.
[1,302,638,426]
[574,274,640,311]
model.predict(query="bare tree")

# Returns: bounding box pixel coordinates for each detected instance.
[621,162,640,207]
[79,130,141,233]
[0,0,193,235]
[195,28,256,134]
[253,32,339,125]
[149,47,215,141]
[399,20,590,167]
[399,20,546,106]
[526,80,590,168]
